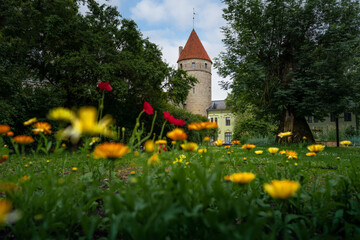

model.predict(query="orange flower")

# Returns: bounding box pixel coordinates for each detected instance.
[32,122,52,135]
[188,121,218,130]
[13,135,34,145]
[286,150,298,159]
[264,180,300,199]
[0,199,12,225]
[0,125,10,134]
[224,145,230,149]
[306,152,316,157]
[231,140,240,145]
[166,128,187,141]
[148,154,160,165]
[242,144,256,150]
[204,136,210,141]
[6,131,14,137]
[93,142,130,159]
[224,172,255,184]
[0,155,8,164]
[213,139,224,146]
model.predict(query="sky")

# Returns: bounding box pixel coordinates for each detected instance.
[79,0,231,100]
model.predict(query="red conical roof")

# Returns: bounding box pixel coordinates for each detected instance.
[177,29,212,63]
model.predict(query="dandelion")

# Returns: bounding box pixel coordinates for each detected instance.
[72,167,78,171]
[134,151,139,157]
[148,154,160,166]
[224,172,255,184]
[213,139,224,146]
[93,142,130,159]
[18,176,30,183]
[166,128,187,141]
[130,171,135,174]
[13,135,34,145]
[0,125,10,134]
[6,131,14,137]
[294,163,298,166]
[198,149,207,153]
[204,136,210,141]
[278,131,293,138]
[0,200,12,225]
[337,156,340,160]
[181,142,198,151]
[46,160,50,163]
[340,140,351,146]
[59,107,115,143]
[23,118,37,126]
[32,122,52,135]
[243,157,247,161]
[307,144,325,153]
[302,136,307,140]
[155,140,167,145]
[268,147,279,154]
[232,140,240,145]
[264,180,300,199]
[279,150,286,155]
[224,145,230,149]
[89,137,100,146]
[306,152,316,157]
[48,107,75,122]
[242,144,256,150]
[255,150,263,155]
[144,140,155,152]
[286,150,298,159]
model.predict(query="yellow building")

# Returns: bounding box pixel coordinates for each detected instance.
[207,100,235,143]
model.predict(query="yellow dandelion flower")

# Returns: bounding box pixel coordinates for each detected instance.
[148,154,160,166]
[268,147,279,154]
[255,150,263,155]
[144,140,156,152]
[180,142,198,151]
[24,117,37,126]
[155,140,167,145]
[224,172,255,184]
[72,167,78,171]
[307,144,325,153]
[264,180,300,199]
[278,131,293,138]
[198,148,207,153]
[306,152,316,157]
[340,140,351,146]
[242,144,256,150]
[204,136,210,141]
[48,107,75,122]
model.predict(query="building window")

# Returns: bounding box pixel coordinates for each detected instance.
[225,132,232,144]
[226,117,230,126]
[211,118,213,122]
[344,112,352,122]
[307,116,312,123]
[180,64,183,69]
[205,63,207,69]
[215,118,217,123]
[193,88,195,94]
[192,62,195,68]
[330,113,335,122]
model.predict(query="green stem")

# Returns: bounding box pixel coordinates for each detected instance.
[21,144,25,156]
[129,111,144,148]
[98,91,105,121]
[158,120,167,140]
[135,111,157,148]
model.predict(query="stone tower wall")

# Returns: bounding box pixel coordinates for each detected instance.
[178,59,212,116]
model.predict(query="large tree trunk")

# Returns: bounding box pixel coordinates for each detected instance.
[276,109,315,143]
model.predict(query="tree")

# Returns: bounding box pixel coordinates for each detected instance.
[0,0,196,133]
[216,0,360,142]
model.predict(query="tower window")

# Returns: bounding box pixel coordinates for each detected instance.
[180,64,183,69]
[193,88,195,94]
[226,117,231,126]
[205,63,207,69]
[192,62,195,68]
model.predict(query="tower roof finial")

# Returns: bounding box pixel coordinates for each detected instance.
[193,8,195,29]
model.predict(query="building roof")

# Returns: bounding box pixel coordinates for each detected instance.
[207,100,227,111]
[177,29,212,63]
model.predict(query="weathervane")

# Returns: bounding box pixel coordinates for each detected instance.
[193,8,196,29]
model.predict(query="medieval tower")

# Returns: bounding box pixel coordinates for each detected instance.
[177,29,212,117]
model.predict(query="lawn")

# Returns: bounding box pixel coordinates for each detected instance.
[1,142,360,239]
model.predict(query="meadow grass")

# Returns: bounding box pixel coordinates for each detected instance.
[1,144,360,239]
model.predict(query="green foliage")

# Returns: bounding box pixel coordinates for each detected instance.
[1,146,360,239]
[216,0,360,137]
[0,0,196,133]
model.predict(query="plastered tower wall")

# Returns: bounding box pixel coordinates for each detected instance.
[178,59,212,116]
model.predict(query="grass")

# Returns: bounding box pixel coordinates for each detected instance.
[1,144,360,239]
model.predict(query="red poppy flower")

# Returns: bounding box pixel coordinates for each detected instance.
[0,155,8,164]
[143,101,153,115]
[97,81,113,91]
[163,112,186,126]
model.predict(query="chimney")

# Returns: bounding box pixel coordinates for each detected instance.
[179,46,183,57]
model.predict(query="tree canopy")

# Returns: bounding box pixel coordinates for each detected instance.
[0,0,197,131]
[216,0,360,142]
